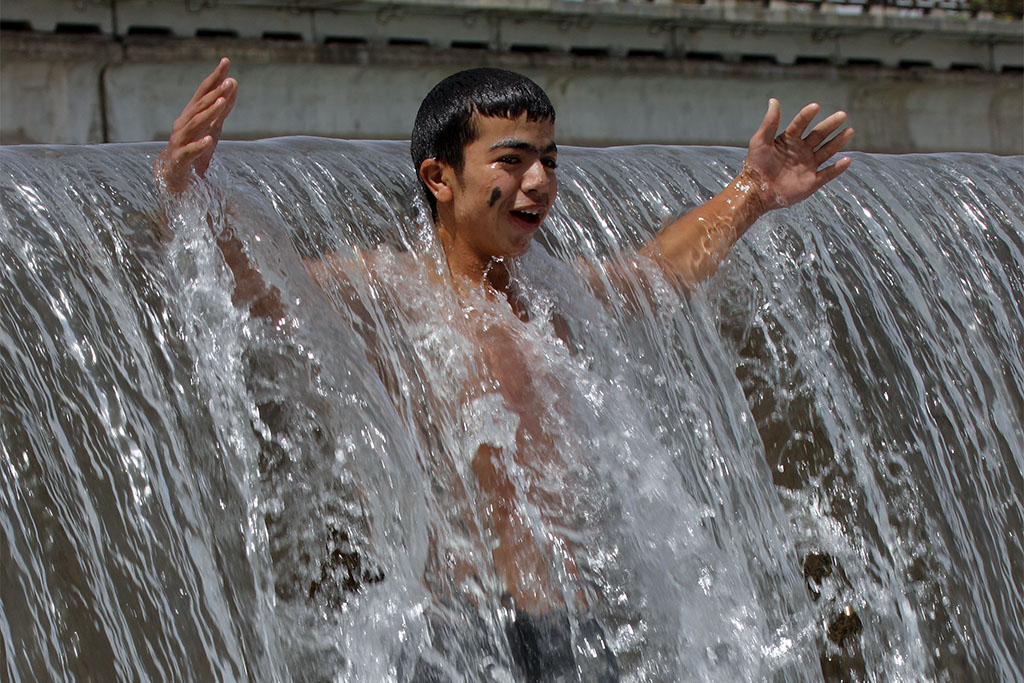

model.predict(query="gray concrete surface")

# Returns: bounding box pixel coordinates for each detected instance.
[1,0,1021,153]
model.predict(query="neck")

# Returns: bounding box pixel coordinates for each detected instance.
[436,222,512,296]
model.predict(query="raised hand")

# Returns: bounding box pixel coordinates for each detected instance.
[744,99,854,211]
[155,58,237,195]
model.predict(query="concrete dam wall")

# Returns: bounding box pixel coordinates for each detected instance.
[1,0,1021,154]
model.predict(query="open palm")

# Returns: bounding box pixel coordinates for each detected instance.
[745,99,854,211]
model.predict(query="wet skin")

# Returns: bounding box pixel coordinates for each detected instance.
[159,58,856,622]
[419,113,580,614]
[468,318,582,616]
[420,113,558,289]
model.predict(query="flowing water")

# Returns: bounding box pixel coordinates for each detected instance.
[1,139,1021,682]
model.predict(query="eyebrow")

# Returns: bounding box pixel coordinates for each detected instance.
[489,138,558,155]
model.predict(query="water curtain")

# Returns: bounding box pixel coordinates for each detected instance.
[2,140,1021,681]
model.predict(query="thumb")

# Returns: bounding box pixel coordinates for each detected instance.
[750,98,781,148]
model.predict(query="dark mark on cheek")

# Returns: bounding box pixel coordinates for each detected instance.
[488,187,502,207]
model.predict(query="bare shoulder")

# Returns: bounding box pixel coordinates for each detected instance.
[304,244,427,287]
[304,247,374,288]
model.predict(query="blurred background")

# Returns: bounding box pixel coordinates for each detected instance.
[1,0,1021,153]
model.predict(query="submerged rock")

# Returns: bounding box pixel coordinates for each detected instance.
[827,605,863,648]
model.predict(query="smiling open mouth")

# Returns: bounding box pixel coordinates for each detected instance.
[510,209,543,226]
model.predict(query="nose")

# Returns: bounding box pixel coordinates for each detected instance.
[521,159,548,194]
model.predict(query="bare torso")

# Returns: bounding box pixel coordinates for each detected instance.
[467,307,580,615]
[321,247,583,616]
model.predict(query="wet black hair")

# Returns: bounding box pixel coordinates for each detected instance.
[411,68,556,219]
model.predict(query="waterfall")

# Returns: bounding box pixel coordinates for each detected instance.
[2,139,1021,682]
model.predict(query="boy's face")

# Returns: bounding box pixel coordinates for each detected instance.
[444,112,558,263]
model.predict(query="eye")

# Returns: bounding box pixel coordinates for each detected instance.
[497,155,521,165]
[542,158,558,170]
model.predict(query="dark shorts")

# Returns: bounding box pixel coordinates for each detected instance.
[409,607,620,683]
[505,610,620,683]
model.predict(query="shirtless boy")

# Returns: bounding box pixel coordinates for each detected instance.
[156,58,853,681]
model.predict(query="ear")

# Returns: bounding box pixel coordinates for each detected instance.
[419,158,454,205]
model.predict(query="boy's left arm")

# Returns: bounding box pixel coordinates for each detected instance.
[642,98,854,290]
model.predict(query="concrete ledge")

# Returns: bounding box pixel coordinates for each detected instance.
[1,0,113,34]
[3,34,1019,154]
[2,0,1020,71]
[0,35,121,144]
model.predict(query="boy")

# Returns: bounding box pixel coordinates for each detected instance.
[156,58,852,681]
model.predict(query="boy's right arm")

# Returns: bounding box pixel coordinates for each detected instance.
[155,58,372,320]
[156,59,289,319]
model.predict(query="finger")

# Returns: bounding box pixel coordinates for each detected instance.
[174,83,227,134]
[187,79,236,137]
[814,155,852,188]
[805,110,847,148]
[184,76,236,125]
[173,135,215,166]
[784,102,821,140]
[181,58,231,119]
[216,79,238,122]
[750,98,782,148]
[165,134,213,170]
[191,58,231,105]
[211,84,238,138]
[160,135,214,191]
[178,95,229,143]
[814,127,855,164]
